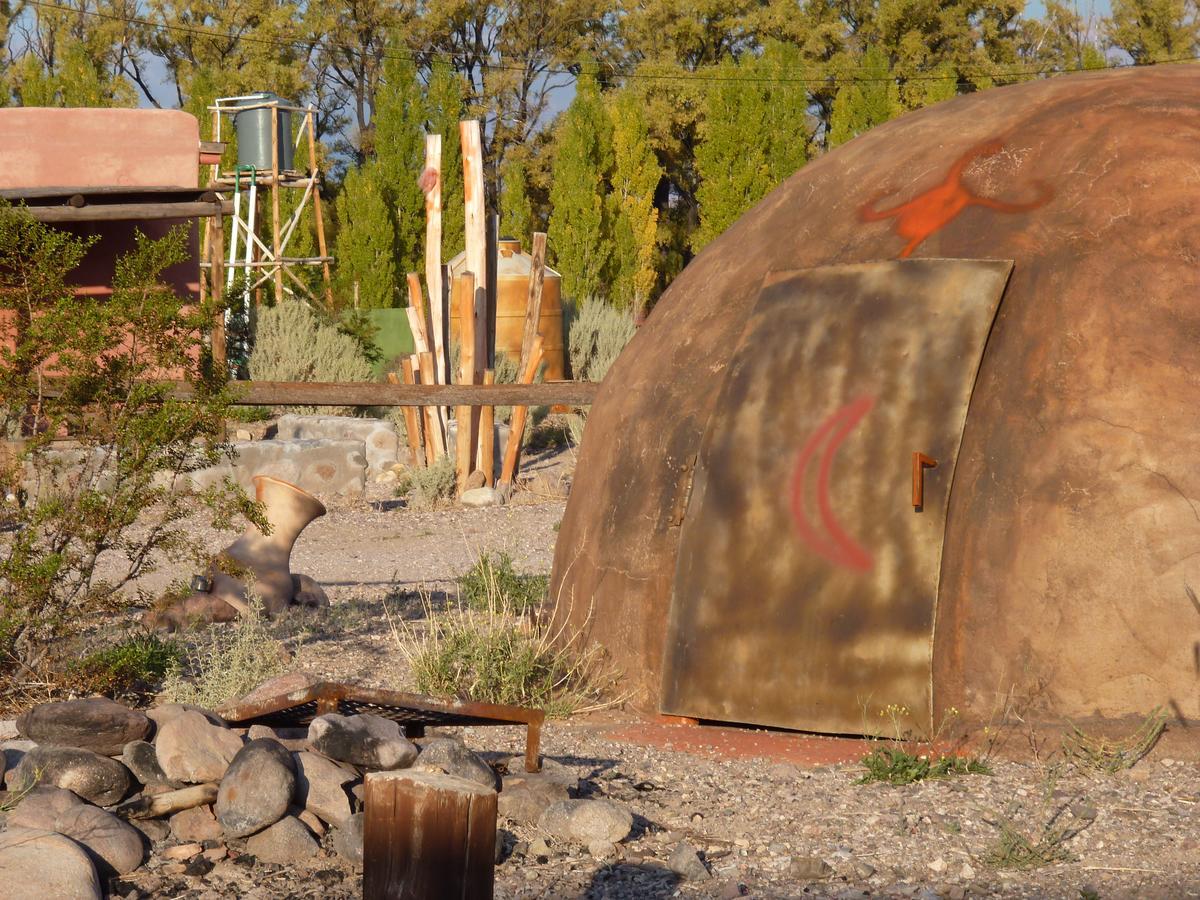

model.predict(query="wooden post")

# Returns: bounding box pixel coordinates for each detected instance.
[486,213,499,368]
[519,232,547,370]
[460,120,487,387]
[498,337,544,490]
[456,272,476,492]
[424,135,446,390]
[209,217,227,375]
[394,367,425,468]
[306,109,334,308]
[418,351,445,459]
[479,369,494,487]
[406,273,431,354]
[363,770,496,900]
[270,104,283,305]
[410,353,435,465]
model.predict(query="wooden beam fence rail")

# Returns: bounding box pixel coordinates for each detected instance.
[39,380,599,408]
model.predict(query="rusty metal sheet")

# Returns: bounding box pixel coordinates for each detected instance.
[660,259,1012,735]
[220,681,544,772]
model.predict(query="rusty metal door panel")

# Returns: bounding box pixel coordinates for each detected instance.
[660,259,1012,735]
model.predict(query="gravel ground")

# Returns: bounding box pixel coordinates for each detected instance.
[55,443,1200,898]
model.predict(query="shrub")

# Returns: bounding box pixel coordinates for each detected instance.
[0,203,260,681]
[1061,708,1166,774]
[457,552,548,614]
[566,299,636,382]
[67,635,181,700]
[161,602,290,709]
[857,746,991,785]
[396,453,456,509]
[248,298,374,415]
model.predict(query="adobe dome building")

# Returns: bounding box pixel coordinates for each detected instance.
[549,65,1200,736]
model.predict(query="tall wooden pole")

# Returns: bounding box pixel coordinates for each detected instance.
[306,109,333,308]
[499,337,544,491]
[392,368,424,468]
[423,135,446,391]
[479,369,494,487]
[519,232,547,369]
[456,272,477,492]
[418,351,445,460]
[209,217,227,376]
[363,770,496,900]
[460,119,487,387]
[269,105,283,305]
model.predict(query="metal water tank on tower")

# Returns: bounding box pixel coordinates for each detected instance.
[233,93,293,171]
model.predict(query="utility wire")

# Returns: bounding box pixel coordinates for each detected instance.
[19,0,1197,87]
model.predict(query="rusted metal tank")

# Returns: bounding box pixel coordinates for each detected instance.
[447,240,566,380]
[549,66,1200,735]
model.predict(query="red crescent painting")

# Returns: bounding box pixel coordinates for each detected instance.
[790,396,874,572]
[860,139,1053,258]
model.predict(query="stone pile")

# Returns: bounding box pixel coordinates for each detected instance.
[0,692,634,898]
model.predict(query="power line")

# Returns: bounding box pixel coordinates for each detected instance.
[18,0,1196,89]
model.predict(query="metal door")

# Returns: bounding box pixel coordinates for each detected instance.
[660,259,1012,734]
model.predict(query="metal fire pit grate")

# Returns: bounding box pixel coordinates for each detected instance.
[220,681,544,772]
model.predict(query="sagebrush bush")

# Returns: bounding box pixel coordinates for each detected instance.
[566,299,636,382]
[0,203,260,682]
[397,453,456,509]
[248,299,374,415]
[161,603,290,709]
[457,552,548,614]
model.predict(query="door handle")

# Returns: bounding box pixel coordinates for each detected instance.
[912,452,938,509]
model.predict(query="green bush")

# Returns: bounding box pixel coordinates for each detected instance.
[248,298,374,415]
[857,746,991,785]
[457,552,547,614]
[67,635,182,700]
[0,203,260,681]
[396,453,457,509]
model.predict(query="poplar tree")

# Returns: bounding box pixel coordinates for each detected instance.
[334,163,398,308]
[499,154,534,243]
[608,88,662,313]
[373,53,428,280]
[547,65,613,304]
[827,48,900,147]
[425,58,467,262]
[691,56,772,253]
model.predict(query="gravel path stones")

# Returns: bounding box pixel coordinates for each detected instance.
[307,713,418,770]
[215,739,296,838]
[16,698,151,756]
[10,745,132,806]
[155,710,243,783]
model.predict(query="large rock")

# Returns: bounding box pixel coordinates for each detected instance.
[169,804,223,842]
[145,704,226,731]
[0,827,102,899]
[497,772,571,826]
[331,812,364,866]
[293,751,356,827]
[538,799,634,845]
[415,738,498,790]
[10,746,132,806]
[215,739,296,838]
[8,787,145,876]
[244,815,319,864]
[186,438,368,497]
[308,714,417,770]
[17,698,150,756]
[120,740,173,787]
[155,710,242,783]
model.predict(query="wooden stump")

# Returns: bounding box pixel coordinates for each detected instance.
[364,770,497,900]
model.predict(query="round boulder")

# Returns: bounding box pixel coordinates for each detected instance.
[307,713,417,770]
[155,710,242,784]
[17,698,150,756]
[10,746,132,806]
[8,786,144,876]
[215,738,296,838]
[538,798,633,845]
[0,826,102,899]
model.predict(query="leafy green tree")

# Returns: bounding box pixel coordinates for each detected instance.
[1022,1,1107,72]
[334,162,398,308]
[499,153,534,243]
[547,65,613,303]
[374,52,428,280]
[608,88,662,313]
[760,41,811,185]
[828,47,900,147]
[426,57,467,262]
[1104,0,1198,63]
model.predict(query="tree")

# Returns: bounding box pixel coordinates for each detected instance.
[1104,0,1198,63]
[373,52,428,281]
[828,47,900,147]
[547,65,613,303]
[1026,1,1107,72]
[499,153,534,243]
[608,88,662,313]
[426,57,467,262]
[333,162,398,308]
